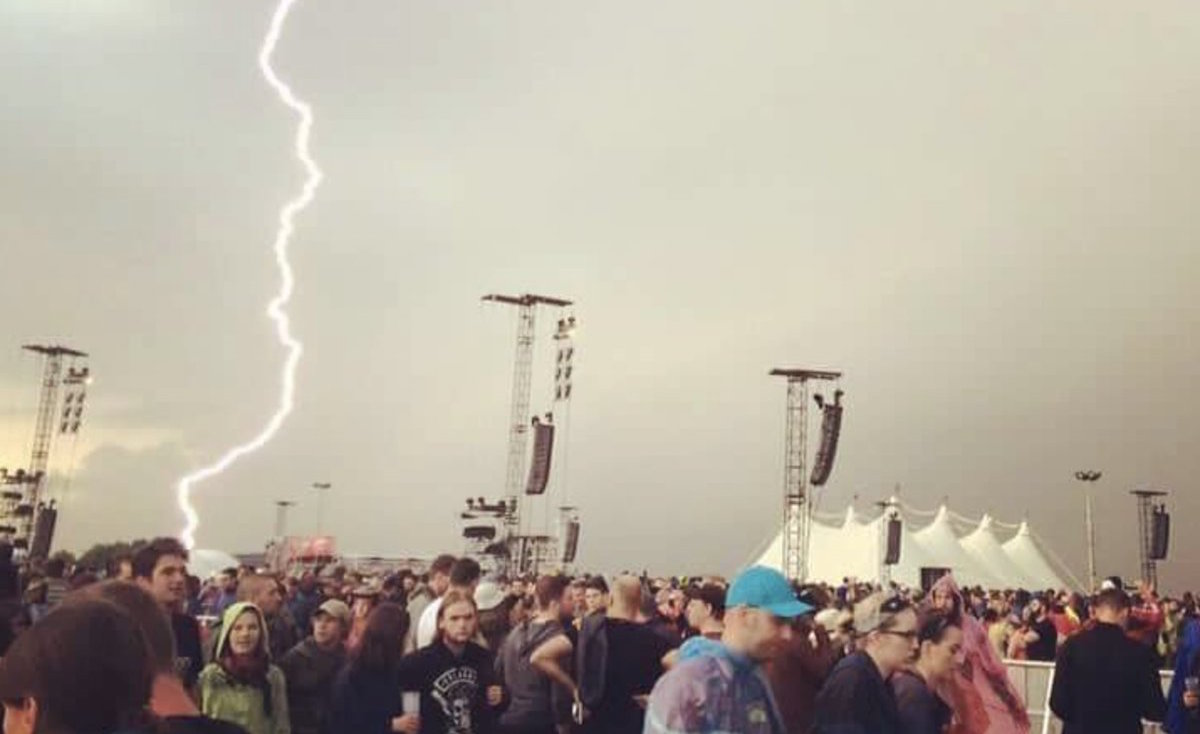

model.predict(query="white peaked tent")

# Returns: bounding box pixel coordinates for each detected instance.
[1002,521,1074,591]
[960,515,1043,591]
[912,507,1005,589]
[810,507,878,582]
[755,507,879,584]
[752,502,1081,591]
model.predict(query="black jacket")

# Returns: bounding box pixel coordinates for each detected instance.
[326,663,401,734]
[1049,621,1167,734]
[890,669,951,734]
[397,638,505,734]
[811,651,904,734]
[278,638,345,734]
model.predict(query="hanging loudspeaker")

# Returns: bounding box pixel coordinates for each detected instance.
[884,517,902,565]
[525,421,555,495]
[29,506,58,561]
[810,390,845,486]
[562,520,580,563]
[1151,507,1170,561]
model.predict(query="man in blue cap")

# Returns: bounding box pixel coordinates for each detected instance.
[643,566,812,734]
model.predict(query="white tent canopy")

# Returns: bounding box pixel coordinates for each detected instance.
[753,501,1080,591]
[911,507,1005,589]
[960,515,1043,591]
[1002,521,1077,591]
[188,548,241,579]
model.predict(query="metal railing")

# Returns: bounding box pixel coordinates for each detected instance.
[1004,659,1171,734]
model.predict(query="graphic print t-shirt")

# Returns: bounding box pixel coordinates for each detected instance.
[172,612,205,688]
[398,639,500,734]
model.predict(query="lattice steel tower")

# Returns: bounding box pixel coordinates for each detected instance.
[769,368,841,582]
[1131,489,1167,588]
[1,345,89,558]
[482,294,572,547]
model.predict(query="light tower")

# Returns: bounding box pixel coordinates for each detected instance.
[481,293,572,571]
[1073,470,1102,591]
[0,344,89,559]
[312,482,331,535]
[769,367,842,582]
[274,500,296,538]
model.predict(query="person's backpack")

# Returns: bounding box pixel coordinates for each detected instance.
[575,614,608,709]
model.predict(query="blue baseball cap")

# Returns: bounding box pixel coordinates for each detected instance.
[727,566,813,618]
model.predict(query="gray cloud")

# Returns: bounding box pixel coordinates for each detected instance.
[2,1,1199,589]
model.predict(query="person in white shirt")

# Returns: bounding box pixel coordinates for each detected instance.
[416,557,481,648]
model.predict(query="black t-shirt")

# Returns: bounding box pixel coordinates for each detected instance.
[1027,618,1058,662]
[397,639,501,734]
[581,618,673,734]
[172,612,205,688]
[891,670,951,734]
[163,715,250,734]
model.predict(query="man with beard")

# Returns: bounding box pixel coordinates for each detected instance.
[398,589,505,734]
[644,567,811,734]
[497,575,571,734]
[416,558,482,649]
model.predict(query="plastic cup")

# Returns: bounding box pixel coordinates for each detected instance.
[402,691,420,715]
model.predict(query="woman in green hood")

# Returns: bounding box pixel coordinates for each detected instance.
[200,601,291,734]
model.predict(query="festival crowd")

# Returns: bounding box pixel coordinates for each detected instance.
[1,536,1199,734]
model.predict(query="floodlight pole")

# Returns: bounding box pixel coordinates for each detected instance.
[274,500,296,538]
[1073,471,1101,591]
[312,482,331,535]
[769,368,841,582]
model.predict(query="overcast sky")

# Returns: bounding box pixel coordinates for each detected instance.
[2,1,1198,589]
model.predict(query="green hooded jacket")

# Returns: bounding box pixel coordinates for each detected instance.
[199,602,291,734]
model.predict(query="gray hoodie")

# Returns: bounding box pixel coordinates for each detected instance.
[495,618,565,730]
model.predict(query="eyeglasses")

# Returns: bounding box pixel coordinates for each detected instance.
[878,628,918,640]
[880,595,912,614]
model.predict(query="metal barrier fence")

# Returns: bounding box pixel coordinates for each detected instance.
[1004,659,1171,734]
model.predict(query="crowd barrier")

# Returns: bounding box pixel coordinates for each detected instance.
[1004,659,1172,734]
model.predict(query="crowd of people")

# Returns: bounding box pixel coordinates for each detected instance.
[2,536,1200,734]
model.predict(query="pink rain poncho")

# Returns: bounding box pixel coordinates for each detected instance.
[930,574,1030,734]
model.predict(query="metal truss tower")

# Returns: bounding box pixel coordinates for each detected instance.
[770,368,841,582]
[1131,489,1167,588]
[4,345,89,557]
[482,293,572,563]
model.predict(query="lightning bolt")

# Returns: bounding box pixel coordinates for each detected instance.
[175,0,321,550]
